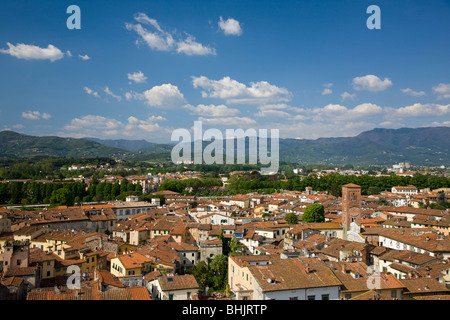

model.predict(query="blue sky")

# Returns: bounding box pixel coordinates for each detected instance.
[0,0,449,143]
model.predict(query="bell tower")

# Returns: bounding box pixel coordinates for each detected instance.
[342,184,362,236]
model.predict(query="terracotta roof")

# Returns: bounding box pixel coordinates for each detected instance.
[26,285,151,300]
[1,276,24,287]
[249,257,342,292]
[157,274,199,291]
[96,270,124,288]
[400,278,450,294]
[116,253,151,269]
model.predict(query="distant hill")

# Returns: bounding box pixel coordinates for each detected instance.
[0,131,131,158]
[278,127,450,165]
[85,137,155,152]
[160,126,450,166]
[1,127,449,166]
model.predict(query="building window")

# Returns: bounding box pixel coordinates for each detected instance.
[391,290,397,299]
[289,297,298,300]
[321,294,329,300]
[307,295,315,300]
[345,294,352,300]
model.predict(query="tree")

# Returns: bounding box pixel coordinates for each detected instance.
[209,254,228,291]
[228,236,245,256]
[189,261,210,291]
[284,212,299,225]
[50,187,74,207]
[302,203,325,223]
[367,186,381,195]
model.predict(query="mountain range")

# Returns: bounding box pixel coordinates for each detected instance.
[0,127,448,166]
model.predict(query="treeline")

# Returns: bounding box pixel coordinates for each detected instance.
[0,179,142,206]
[158,178,223,194]
[227,173,450,196]
[0,157,116,180]
[158,173,450,197]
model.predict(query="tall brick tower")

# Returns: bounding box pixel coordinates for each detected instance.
[341,183,362,233]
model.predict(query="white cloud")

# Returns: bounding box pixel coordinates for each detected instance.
[176,35,216,56]
[352,74,393,92]
[22,110,51,120]
[142,83,186,108]
[104,86,122,102]
[255,108,291,118]
[198,116,256,126]
[63,114,169,139]
[341,92,357,101]
[84,86,101,98]
[401,88,426,97]
[428,120,450,127]
[322,88,332,95]
[432,83,450,99]
[183,104,240,117]
[126,13,215,56]
[378,120,405,129]
[79,54,90,61]
[0,42,65,61]
[192,76,292,105]
[389,103,450,118]
[127,71,148,83]
[218,17,243,36]
[258,104,306,113]
[311,103,383,121]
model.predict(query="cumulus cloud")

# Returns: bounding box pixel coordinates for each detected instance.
[126,13,215,56]
[255,109,291,118]
[22,110,51,120]
[104,86,122,102]
[432,83,450,99]
[388,103,450,118]
[78,54,90,61]
[321,83,333,95]
[183,104,240,117]
[428,120,450,127]
[198,116,256,126]
[0,42,65,61]
[192,76,292,105]
[258,104,306,113]
[311,103,383,121]
[176,35,216,56]
[401,88,426,97]
[63,114,169,139]
[142,83,186,108]
[84,86,101,98]
[322,88,332,95]
[218,17,243,36]
[127,71,148,83]
[341,92,357,101]
[352,74,392,92]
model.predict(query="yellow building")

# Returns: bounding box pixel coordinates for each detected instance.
[80,251,98,273]
[118,243,136,255]
[110,253,152,277]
